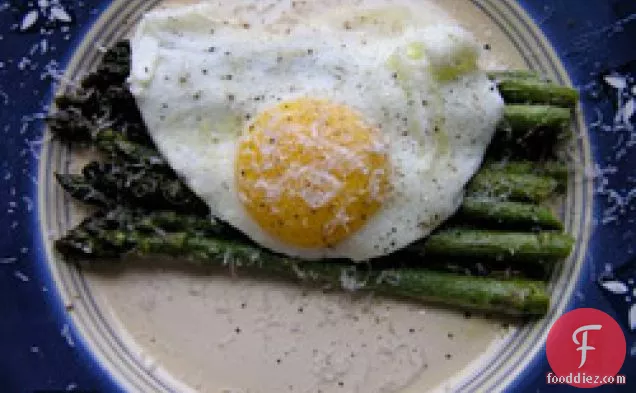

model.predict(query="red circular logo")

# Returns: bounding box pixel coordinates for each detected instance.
[546,308,626,388]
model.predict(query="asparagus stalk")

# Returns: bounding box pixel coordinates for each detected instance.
[80,40,131,90]
[457,197,563,230]
[55,173,113,207]
[100,207,246,239]
[55,171,564,232]
[55,221,549,316]
[499,105,571,135]
[467,170,559,203]
[482,160,568,184]
[417,229,574,263]
[94,129,168,168]
[77,161,209,214]
[496,79,579,108]
[46,41,152,147]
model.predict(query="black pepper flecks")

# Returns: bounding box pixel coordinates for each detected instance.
[235,327,241,334]
[445,353,452,360]
[227,94,235,102]
[483,43,491,50]
[408,328,415,333]
[447,332,454,339]
[207,46,216,52]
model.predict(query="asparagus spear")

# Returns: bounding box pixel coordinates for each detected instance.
[417,229,574,262]
[46,41,152,147]
[94,129,168,168]
[457,197,563,230]
[77,161,209,214]
[482,160,568,184]
[496,79,579,108]
[81,40,131,90]
[55,170,564,232]
[55,222,549,316]
[467,170,559,203]
[55,173,114,207]
[499,105,571,135]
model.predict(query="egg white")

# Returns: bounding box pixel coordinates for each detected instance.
[128,1,504,261]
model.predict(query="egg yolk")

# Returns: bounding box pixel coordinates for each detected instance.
[236,98,391,248]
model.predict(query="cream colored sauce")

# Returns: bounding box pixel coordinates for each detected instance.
[79,1,526,392]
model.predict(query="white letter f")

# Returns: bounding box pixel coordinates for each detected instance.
[572,324,602,368]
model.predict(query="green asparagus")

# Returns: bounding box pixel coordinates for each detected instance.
[78,161,209,214]
[55,221,549,316]
[499,105,571,135]
[467,170,559,203]
[457,197,563,230]
[416,229,574,262]
[55,173,113,207]
[56,171,564,232]
[482,160,568,184]
[496,79,579,108]
[94,130,168,168]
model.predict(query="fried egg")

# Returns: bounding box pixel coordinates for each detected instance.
[128,1,504,261]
